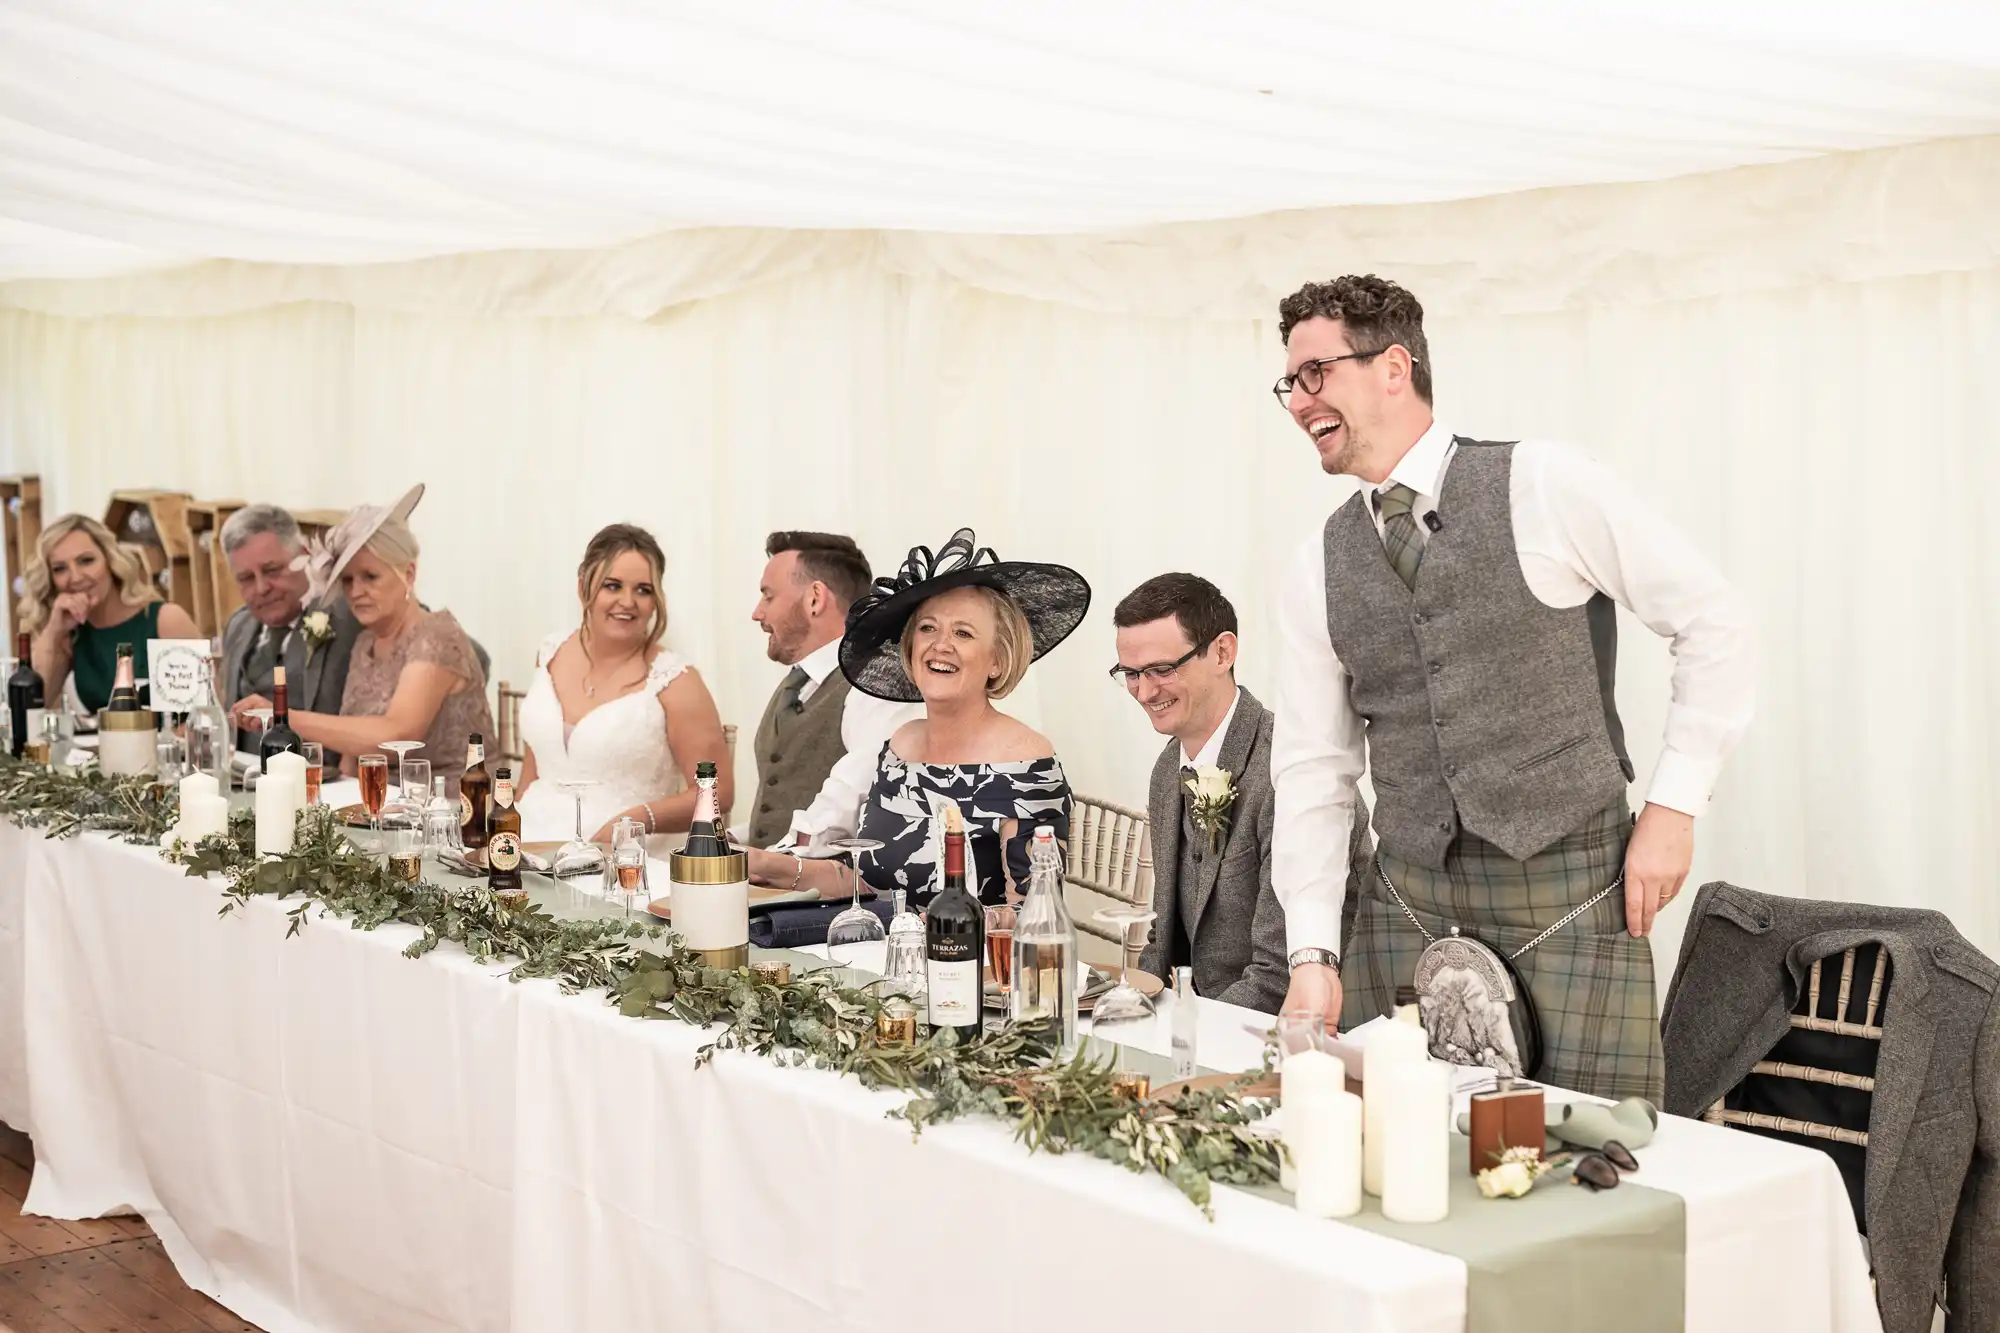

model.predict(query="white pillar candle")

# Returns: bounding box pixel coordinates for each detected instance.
[1281,1047,1345,1192]
[179,772,218,801]
[254,779,297,856]
[1362,1019,1430,1195]
[1379,1059,1452,1224]
[264,752,309,810]
[182,792,231,842]
[1287,1052,1363,1219]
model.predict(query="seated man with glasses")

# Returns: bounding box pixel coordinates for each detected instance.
[1111,573,1370,1014]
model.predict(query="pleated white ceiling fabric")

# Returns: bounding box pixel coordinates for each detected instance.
[4,0,2000,277]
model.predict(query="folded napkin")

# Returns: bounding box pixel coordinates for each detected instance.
[1455,1096,1660,1155]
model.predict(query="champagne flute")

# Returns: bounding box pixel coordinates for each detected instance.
[1090,906,1159,1025]
[357,754,389,838]
[609,816,647,919]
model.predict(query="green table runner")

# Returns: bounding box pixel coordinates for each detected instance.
[414,874,1684,1333]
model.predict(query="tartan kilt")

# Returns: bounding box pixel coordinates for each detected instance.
[1339,799,1663,1102]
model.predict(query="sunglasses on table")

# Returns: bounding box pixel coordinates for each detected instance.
[1554,1139,1641,1191]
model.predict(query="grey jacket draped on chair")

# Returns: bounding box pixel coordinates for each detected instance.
[1662,882,2000,1333]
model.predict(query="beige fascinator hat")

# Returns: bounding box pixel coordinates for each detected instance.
[294,483,425,608]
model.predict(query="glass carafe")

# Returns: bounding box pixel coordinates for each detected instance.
[1009,825,1078,1057]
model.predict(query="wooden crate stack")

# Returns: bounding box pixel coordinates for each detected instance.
[102,490,198,621]
[184,500,247,637]
[0,476,42,643]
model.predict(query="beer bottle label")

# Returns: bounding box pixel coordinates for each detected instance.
[489,832,521,871]
[460,794,474,827]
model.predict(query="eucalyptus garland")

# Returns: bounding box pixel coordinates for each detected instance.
[0,758,1278,1215]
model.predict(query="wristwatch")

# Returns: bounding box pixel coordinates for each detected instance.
[1288,947,1340,974]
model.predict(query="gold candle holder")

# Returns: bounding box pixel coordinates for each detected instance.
[749,961,792,986]
[875,998,918,1045]
[1110,1071,1151,1100]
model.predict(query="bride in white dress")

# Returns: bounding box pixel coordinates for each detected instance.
[516,524,734,848]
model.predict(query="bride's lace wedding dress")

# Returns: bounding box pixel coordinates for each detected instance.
[516,633,687,845]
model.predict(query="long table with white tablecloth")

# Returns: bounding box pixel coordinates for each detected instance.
[0,819,1883,1333]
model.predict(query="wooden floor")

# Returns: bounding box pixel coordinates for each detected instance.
[0,1126,262,1333]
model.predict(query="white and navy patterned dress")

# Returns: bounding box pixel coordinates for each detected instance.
[854,742,1072,907]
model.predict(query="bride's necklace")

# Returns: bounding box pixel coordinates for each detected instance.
[581,645,645,698]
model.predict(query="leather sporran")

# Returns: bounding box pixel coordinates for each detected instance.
[1411,929,1544,1080]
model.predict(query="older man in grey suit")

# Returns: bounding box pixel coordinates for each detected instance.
[219,505,363,764]
[1118,574,1370,1014]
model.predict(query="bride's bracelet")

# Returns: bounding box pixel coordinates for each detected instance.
[639,804,655,836]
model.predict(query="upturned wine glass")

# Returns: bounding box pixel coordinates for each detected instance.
[1090,905,1159,1025]
[551,779,607,884]
[238,708,273,786]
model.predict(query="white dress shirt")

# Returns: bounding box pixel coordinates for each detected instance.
[1181,686,1243,771]
[1271,420,1758,956]
[765,636,923,848]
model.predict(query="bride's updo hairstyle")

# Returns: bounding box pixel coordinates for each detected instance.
[577,523,669,651]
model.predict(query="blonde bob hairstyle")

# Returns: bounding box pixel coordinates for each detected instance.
[898,584,1035,701]
[18,514,162,636]
[577,523,668,652]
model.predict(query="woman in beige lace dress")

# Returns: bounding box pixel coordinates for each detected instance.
[234,484,493,789]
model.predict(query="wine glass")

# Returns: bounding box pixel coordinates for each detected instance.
[1089,906,1159,1025]
[357,754,389,838]
[300,741,325,805]
[239,707,273,786]
[385,756,430,829]
[608,816,647,918]
[551,780,607,886]
[798,833,887,981]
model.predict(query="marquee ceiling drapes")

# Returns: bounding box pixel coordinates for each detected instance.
[4,0,2000,278]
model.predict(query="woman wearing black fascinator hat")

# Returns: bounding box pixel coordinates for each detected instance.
[745,528,1088,913]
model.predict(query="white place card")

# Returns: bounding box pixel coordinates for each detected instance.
[147,639,212,713]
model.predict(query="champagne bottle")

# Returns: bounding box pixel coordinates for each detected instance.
[258,663,302,772]
[487,766,524,903]
[98,642,157,776]
[1009,825,1078,1056]
[684,760,726,856]
[8,633,42,761]
[459,732,491,851]
[670,760,749,968]
[924,802,984,1039]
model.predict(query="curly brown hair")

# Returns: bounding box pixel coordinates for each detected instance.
[1277,274,1433,404]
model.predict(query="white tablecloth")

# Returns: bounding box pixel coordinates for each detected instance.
[0,825,1883,1333]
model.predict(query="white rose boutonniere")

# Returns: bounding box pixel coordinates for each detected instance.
[1182,764,1236,854]
[301,610,335,661]
[1475,1145,1555,1199]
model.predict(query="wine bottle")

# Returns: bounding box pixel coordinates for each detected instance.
[459,732,491,851]
[258,664,303,772]
[925,802,984,1039]
[98,642,157,777]
[487,766,525,904]
[670,760,749,968]
[683,760,726,856]
[8,633,42,761]
[1009,825,1078,1056]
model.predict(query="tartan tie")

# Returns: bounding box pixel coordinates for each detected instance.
[1375,482,1426,590]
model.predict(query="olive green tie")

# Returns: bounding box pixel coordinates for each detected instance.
[1376,482,1425,590]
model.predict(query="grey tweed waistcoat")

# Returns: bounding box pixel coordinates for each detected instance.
[748,670,851,848]
[1322,440,1633,869]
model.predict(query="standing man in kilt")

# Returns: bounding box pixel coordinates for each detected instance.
[1267,275,1756,1100]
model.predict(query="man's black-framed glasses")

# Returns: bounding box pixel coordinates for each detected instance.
[1108,638,1215,691]
[1271,349,1384,405]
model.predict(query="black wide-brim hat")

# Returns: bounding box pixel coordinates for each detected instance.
[838,528,1091,703]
